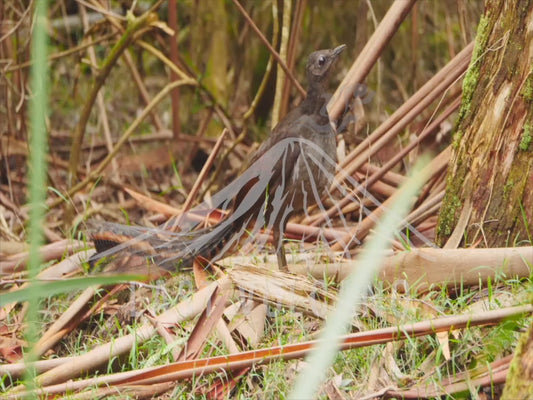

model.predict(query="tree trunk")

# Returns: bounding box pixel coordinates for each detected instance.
[436,1,533,396]
[436,0,533,248]
[502,322,533,399]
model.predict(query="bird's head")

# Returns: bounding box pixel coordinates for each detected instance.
[306,44,346,84]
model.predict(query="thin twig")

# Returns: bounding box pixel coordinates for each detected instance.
[231,0,305,96]
[271,0,291,127]
[47,79,196,211]
[178,129,229,215]
[67,10,158,186]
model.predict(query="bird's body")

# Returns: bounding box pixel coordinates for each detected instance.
[90,45,345,274]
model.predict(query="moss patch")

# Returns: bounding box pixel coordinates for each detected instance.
[456,14,491,123]
[452,130,463,149]
[520,123,532,151]
[521,68,533,101]
[437,192,463,239]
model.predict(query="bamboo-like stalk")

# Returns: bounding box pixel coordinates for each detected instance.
[6,304,530,397]
[327,0,418,123]
[308,96,462,227]
[9,279,231,389]
[289,246,533,291]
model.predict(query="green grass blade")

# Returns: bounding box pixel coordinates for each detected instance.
[25,0,50,391]
[290,158,430,399]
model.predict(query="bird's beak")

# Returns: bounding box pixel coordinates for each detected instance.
[332,44,347,57]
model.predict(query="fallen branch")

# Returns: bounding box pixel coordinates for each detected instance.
[6,304,530,398]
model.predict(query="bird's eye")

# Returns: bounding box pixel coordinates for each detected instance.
[318,56,326,66]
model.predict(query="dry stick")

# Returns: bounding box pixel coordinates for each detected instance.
[385,358,510,398]
[271,0,291,127]
[47,78,196,211]
[0,1,32,43]
[411,202,442,231]
[68,382,175,400]
[136,40,195,83]
[332,42,473,183]
[330,147,451,252]
[378,246,533,292]
[279,0,306,118]
[310,95,462,227]
[242,12,280,122]
[81,131,178,150]
[231,0,305,96]
[353,174,396,198]
[9,304,530,397]
[414,161,443,207]
[67,11,158,186]
[334,51,469,190]
[123,187,226,226]
[0,240,86,274]
[199,127,244,199]
[11,278,231,389]
[404,190,445,227]
[310,93,456,226]
[122,50,164,131]
[359,163,406,187]
[5,33,117,72]
[33,286,100,358]
[181,129,228,213]
[79,4,118,179]
[88,0,165,131]
[176,285,232,362]
[166,129,229,232]
[308,78,463,228]
[77,0,126,18]
[327,0,417,123]
[179,108,214,176]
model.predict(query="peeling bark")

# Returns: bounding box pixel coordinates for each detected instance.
[436,0,533,247]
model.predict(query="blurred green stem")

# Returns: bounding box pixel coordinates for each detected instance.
[290,158,430,399]
[25,0,49,390]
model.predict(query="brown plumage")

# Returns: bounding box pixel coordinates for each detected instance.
[89,45,346,275]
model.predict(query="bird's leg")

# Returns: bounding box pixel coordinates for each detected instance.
[273,227,288,272]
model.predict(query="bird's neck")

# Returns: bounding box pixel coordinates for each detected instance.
[299,83,329,116]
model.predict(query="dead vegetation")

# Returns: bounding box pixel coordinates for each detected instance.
[1,1,532,399]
